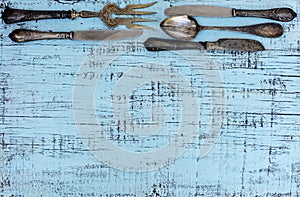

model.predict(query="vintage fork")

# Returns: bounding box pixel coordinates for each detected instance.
[2,2,157,29]
[91,2,157,29]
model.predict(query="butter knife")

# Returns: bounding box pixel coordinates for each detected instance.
[9,29,142,43]
[144,37,265,52]
[165,5,297,22]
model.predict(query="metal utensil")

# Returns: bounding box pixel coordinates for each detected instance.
[165,5,297,22]
[2,2,157,29]
[160,15,284,40]
[144,37,265,52]
[9,29,142,43]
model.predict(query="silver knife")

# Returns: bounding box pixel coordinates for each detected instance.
[144,37,265,52]
[165,5,297,22]
[9,29,143,43]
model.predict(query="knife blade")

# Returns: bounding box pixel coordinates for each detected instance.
[165,5,297,22]
[144,37,265,52]
[9,29,143,43]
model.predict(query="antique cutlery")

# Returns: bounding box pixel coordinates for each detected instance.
[2,2,157,29]
[144,37,265,52]
[165,5,297,22]
[160,15,284,40]
[9,29,142,43]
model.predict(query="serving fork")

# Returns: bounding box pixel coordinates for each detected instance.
[2,2,157,29]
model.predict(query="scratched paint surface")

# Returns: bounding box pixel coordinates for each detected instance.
[0,0,300,196]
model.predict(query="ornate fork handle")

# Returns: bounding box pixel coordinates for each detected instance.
[1,7,108,24]
[2,8,73,24]
[234,8,297,22]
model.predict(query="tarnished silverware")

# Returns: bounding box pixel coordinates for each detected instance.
[9,29,142,43]
[165,5,297,22]
[144,37,265,52]
[2,2,157,29]
[160,15,284,40]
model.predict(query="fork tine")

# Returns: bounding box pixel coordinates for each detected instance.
[119,18,156,29]
[130,18,156,23]
[126,2,157,10]
[127,23,155,30]
[125,2,157,15]
[128,11,157,15]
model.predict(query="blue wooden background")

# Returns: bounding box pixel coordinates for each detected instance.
[1,0,300,196]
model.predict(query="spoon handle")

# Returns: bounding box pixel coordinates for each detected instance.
[202,23,284,38]
[1,7,72,24]
[234,8,297,22]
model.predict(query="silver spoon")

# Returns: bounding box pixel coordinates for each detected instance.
[160,15,284,40]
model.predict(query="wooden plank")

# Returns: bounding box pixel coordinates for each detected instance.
[0,0,300,196]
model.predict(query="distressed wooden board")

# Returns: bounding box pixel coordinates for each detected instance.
[0,0,300,196]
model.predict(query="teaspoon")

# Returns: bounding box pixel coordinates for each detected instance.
[160,15,284,40]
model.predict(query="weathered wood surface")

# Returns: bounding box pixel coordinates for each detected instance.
[0,0,300,196]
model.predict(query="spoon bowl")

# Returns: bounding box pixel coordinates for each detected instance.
[160,15,199,40]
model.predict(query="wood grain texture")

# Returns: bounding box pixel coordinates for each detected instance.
[0,0,300,196]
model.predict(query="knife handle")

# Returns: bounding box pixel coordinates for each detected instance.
[2,8,72,24]
[9,29,73,43]
[144,37,205,51]
[234,8,297,22]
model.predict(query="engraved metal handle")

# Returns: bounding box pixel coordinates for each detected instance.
[234,8,297,22]
[1,8,72,24]
[202,23,284,38]
[9,29,73,43]
[144,37,204,51]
